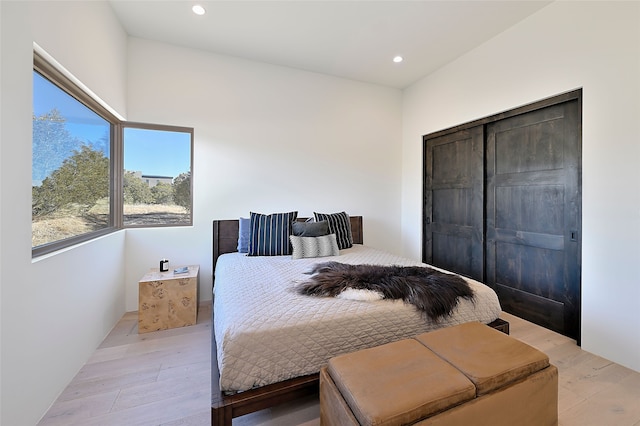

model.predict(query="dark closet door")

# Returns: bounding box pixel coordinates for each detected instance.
[485,100,581,341]
[423,126,484,281]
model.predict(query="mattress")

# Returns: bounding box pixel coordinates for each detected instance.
[213,244,502,393]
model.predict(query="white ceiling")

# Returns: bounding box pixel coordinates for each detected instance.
[109,1,552,89]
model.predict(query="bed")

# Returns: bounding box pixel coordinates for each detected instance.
[211,215,506,425]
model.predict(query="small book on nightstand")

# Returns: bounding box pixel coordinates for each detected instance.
[173,266,189,274]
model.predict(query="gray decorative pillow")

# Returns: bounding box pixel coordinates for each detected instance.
[292,220,329,237]
[290,234,339,259]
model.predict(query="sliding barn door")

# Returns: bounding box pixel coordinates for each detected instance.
[423,126,484,281]
[485,100,581,340]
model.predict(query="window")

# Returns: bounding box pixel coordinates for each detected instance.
[32,59,117,256]
[33,52,194,257]
[123,125,193,227]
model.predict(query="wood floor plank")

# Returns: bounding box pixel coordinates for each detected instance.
[562,358,631,400]
[38,307,640,426]
[560,372,640,426]
[111,373,210,412]
[80,389,210,426]
[56,366,161,403]
[157,360,211,382]
[158,410,211,426]
[86,345,129,365]
[37,390,120,426]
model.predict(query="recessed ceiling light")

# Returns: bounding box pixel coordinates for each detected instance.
[393,56,404,63]
[192,4,206,15]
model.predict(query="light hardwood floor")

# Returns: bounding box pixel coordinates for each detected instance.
[38,305,640,425]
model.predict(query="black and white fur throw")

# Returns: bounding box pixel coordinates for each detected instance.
[296,262,475,321]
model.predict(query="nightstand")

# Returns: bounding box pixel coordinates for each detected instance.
[138,265,199,333]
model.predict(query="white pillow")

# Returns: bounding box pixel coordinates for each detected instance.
[290,234,339,259]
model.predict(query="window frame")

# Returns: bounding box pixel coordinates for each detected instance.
[32,52,194,258]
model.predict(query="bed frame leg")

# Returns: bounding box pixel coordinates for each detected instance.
[211,406,232,426]
[488,318,509,334]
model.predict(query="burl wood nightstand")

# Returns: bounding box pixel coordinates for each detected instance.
[138,265,199,333]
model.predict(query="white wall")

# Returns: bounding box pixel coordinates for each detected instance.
[402,1,640,372]
[123,38,404,311]
[0,2,128,425]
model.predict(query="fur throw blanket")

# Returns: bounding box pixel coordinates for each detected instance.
[296,262,475,321]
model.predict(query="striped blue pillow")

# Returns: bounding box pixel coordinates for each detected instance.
[248,211,298,256]
[313,211,353,249]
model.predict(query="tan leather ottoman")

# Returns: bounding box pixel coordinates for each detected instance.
[414,322,558,425]
[322,339,476,426]
[320,322,558,426]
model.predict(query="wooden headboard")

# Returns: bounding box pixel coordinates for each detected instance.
[212,216,363,271]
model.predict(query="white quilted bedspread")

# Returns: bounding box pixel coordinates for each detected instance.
[213,245,502,393]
